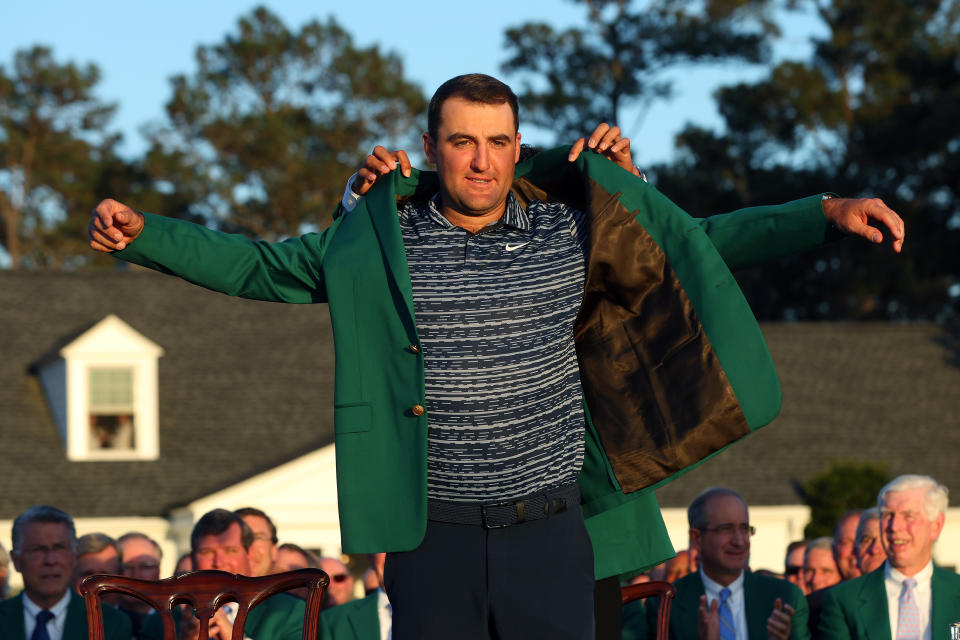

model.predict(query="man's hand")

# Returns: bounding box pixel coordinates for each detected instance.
[207,606,234,640]
[88,199,145,252]
[765,597,795,640]
[568,123,642,177]
[822,197,905,252]
[697,595,720,640]
[351,146,412,196]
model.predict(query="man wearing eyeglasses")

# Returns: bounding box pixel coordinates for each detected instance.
[116,532,163,639]
[0,505,132,640]
[318,557,355,610]
[236,508,279,578]
[642,488,809,640]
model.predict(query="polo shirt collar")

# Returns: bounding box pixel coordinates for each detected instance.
[423,192,530,232]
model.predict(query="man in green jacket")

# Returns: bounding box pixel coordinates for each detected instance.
[639,488,808,640]
[0,505,132,640]
[818,475,960,640]
[89,73,903,639]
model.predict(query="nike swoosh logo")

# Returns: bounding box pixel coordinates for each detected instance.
[505,243,529,251]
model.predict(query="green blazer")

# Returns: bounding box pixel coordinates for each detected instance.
[139,592,306,640]
[115,147,831,579]
[818,565,960,640]
[0,591,132,640]
[645,570,810,640]
[317,592,381,640]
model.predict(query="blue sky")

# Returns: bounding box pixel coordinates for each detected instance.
[1,0,823,166]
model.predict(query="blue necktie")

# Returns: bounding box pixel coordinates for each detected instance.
[31,610,54,640]
[718,588,736,640]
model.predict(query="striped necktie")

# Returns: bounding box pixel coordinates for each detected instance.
[718,587,736,640]
[896,578,921,640]
[31,610,54,640]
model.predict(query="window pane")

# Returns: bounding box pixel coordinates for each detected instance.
[89,368,133,407]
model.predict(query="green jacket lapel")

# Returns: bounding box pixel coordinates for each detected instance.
[62,591,89,640]
[347,593,380,639]
[743,571,770,640]
[0,594,27,640]
[931,566,960,638]
[856,569,891,640]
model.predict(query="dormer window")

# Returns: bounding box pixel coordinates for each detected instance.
[35,314,163,461]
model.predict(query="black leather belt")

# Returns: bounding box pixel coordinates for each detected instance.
[427,483,580,529]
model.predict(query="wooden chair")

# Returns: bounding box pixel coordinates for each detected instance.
[621,580,677,640]
[79,568,328,640]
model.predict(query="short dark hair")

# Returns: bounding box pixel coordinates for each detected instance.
[190,509,253,554]
[77,532,119,558]
[12,505,76,551]
[687,487,746,530]
[427,74,519,141]
[234,507,278,544]
[277,542,320,569]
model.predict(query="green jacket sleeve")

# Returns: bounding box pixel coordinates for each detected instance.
[789,584,812,640]
[114,212,342,303]
[698,195,834,272]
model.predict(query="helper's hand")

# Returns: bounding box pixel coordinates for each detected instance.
[766,597,795,640]
[88,199,145,252]
[352,146,412,196]
[822,197,905,253]
[568,123,642,177]
[697,595,720,640]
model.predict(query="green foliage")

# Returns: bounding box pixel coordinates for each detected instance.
[0,46,125,268]
[795,460,891,539]
[653,0,960,321]
[143,6,427,240]
[501,0,774,141]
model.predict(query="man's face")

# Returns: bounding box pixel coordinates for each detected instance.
[193,523,251,575]
[880,488,944,576]
[12,521,76,607]
[423,97,521,222]
[319,557,354,607]
[855,517,887,574]
[803,548,841,592]
[240,514,276,577]
[784,546,806,593]
[833,514,861,580]
[272,547,309,573]
[690,495,750,585]
[73,545,120,593]
[120,537,161,581]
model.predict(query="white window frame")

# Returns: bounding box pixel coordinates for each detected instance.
[57,315,163,461]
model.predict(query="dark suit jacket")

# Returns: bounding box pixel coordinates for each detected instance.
[317,592,381,640]
[0,591,132,640]
[818,565,960,640]
[646,570,810,640]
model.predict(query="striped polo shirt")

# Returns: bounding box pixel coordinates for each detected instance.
[400,192,589,502]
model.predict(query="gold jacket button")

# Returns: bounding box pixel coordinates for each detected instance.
[411,404,425,416]
[408,344,420,354]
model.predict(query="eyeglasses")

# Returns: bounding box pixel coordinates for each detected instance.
[784,565,803,576]
[18,543,74,557]
[330,573,349,583]
[701,523,756,537]
[122,562,160,572]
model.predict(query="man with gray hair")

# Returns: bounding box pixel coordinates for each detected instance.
[819,474,960,639]
[852,508,886,575]
[72,533,121,595]
[0,505,131,640]
[640,487,808,639]
[803,537,841,595]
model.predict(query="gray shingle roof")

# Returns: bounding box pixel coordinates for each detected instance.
[1,269,335,519]
[3,270,957,518]
[654,322,960,508]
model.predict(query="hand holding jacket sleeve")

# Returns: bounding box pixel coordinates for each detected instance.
[822,196,905,252]
[88,198,145,252]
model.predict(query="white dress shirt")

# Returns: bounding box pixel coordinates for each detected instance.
[885,559,933,640]
[23,590,71,640]
[376,587,392,640]
[701,570,748,640]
